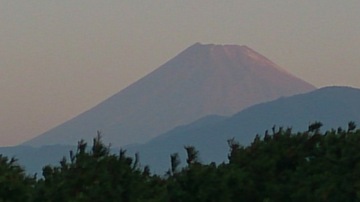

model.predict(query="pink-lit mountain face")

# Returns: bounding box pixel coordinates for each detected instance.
[24,43,316,147]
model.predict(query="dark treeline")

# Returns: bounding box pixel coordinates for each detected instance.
[1,122,360,201]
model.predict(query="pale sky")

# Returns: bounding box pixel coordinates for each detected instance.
[1,1,359,146]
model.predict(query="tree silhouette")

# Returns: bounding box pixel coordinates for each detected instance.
[0,155,35,201]
[2,122,360,201]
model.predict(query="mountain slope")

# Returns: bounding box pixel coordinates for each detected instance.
[126,86,360,173]
[24,43,315,147]
[3,86,357,175]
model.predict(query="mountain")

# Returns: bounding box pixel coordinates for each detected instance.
[125,86,360,173]
[4,86,358,175]
[23,43,315,147]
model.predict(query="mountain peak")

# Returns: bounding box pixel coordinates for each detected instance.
[190,42,249,52]
[185,43,288,74]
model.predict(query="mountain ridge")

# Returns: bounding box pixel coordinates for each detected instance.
[2,86,358,175]
[125,86,360,173]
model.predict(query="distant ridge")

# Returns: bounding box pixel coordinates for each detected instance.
[23,43,315,147]
[126,86,360,173]
[3,86,357,175]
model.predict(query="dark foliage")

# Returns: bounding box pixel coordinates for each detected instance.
[32,134,165,201]
[0,155,35,201]
[1,122,360,201]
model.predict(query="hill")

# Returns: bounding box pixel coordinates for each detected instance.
[2,86,358,174]
[23,43,314,147]
[125,86,360,173]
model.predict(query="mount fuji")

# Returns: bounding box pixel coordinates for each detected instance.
[24,43,315,147]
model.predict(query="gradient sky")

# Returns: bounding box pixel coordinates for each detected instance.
[1,1,359,146]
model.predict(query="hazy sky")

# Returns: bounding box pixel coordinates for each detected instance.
[1,1,359,146]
